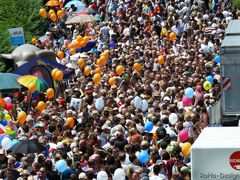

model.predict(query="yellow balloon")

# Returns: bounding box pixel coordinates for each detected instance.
[203,81,212,91]
[6,127,12,135]
[4,114,11,121]
[182,142,191,156]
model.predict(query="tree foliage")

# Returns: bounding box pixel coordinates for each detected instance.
[0,0,48,71]
[232,0,240,9]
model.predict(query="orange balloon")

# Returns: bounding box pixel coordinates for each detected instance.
[158,55,164,65]
[37,101,46,112]
[57,51,64,59]
[77,35,83,42]
[116,65,124,76]
[169,32,176,41]
[39,8,47,18]
[32,38,37,45]
[103,50,109,57]
[66,117,74,128]
[50,13,57,22]
[70,48,76,55]
[93,73,101,84]
[100,57,107,66]
[133,63,141,71]
[83,36,90,42]
[28,83,36,94]
[17,111,27,125]
[96,59,103,67]
[108,77,115,86]
[57,10,64,19]
[74,41,81,48]
[68,43,74,50]
[100,55,108,63]
[51,68,59,80]
[84,67,91,76]
[95,67,101,74]
[78,58,85,68]
[48,9,55,16]
[0,98,6,107]
[46,88,54,99]
[56,70,64,81]
[80,41,87,48]
[182,142,191,156]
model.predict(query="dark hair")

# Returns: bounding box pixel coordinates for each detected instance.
[153,164,161,175]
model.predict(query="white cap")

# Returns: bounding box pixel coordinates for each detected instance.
[97,171,108,180]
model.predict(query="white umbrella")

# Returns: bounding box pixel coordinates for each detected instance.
[65,12,96,25]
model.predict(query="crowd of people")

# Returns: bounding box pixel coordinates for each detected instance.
[0,0,239,179]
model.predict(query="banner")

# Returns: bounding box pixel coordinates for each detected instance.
[70,98,82,110]
[8,27,25,47]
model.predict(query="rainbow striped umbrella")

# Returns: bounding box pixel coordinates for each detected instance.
[17,75,49,93]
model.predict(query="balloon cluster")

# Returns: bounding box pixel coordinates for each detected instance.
[178,129,192,156]
[0,97,14,112]
[51,68,64,81]
[39,8,64,22]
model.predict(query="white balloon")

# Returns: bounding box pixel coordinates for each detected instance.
[134,96,142,109]
[95,98,104,111]
[113,168,125,180]
[169,113,178,125]
[97,171,108,180]
[1,137,12,150]
[141,100,148,111]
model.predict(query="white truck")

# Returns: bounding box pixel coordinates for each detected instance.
[191,127,240,180]
[209,20,240,126]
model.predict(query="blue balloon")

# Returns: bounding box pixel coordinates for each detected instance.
[1,119,7,126]
[55,160,67,173]
[184,87,194,98]
[145,121,153,132]
[214,55,220,63]
[109,41,115,48]
[206,76,213,84]
[32,91,38,99]
[138,150,149,163]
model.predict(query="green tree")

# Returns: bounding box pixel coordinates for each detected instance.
[232,0,240,9]
[0,0,48,71]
